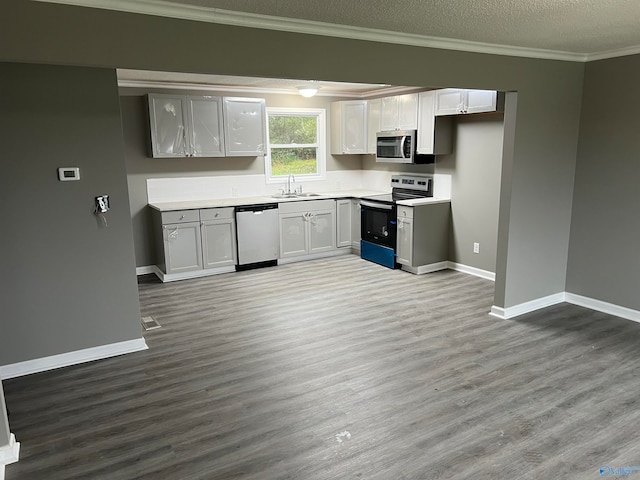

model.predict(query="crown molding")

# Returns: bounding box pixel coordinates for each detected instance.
[29,0,605,62]
[585,44,640,62]
[33,0,640,62]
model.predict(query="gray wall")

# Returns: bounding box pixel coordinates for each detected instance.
[566,55,640,309]
[437,114,504,272]
[121,92,362,267]
[1,1,586,310]
[0,62,143,365]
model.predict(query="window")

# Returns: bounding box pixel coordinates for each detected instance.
[265,107,326,183]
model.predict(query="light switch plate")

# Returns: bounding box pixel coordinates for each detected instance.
[58,167,80,181]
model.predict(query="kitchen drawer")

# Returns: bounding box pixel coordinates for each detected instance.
[161,209,200,224]
[200,207,235,221]
[398,206,414,219]
[278,199,335,214]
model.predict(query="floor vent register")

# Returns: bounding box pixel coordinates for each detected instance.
[141,316,161,331]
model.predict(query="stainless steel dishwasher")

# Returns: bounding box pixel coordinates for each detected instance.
[235,204,279,270]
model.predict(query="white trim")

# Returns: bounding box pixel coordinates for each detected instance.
[585,45,640,62]
[264,107,326,184]
[154,265,236,283]
[277,248,351,265]
[447,262,495,281]
[32,0,618,63]
[401,261,448,275]
[0,338,148,380]
[488,291,640,322]
[0,434,20,468]
[565,293,640,324]
[118,79,420,99]
[489,293,566,319]
[136,265,156,276]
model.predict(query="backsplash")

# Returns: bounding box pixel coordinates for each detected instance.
[146,170,451,203]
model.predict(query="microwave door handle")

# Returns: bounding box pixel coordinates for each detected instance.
[400,136,407,157]
[360,200,394,210]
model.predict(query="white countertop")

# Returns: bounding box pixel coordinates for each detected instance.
[396,198,451,206]
[148,189,390,211]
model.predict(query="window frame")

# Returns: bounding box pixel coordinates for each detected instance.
[264,107,326,184]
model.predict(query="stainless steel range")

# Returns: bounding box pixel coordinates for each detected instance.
[360,174,433,268]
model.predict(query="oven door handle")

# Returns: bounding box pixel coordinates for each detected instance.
[360,200,394,210]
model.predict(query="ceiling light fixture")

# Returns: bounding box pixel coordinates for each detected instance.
[297,85,319,97]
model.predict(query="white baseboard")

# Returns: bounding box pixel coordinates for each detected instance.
[156,265,236,283]
[401,261,448,275]
[0,433,20,479]
[490,293,566,319]
[447,262,495,281]
[0,338,148,380]
[278,248,352,265]
[489,291,640,323]
[565,293,640,324]
[136,265,156,276]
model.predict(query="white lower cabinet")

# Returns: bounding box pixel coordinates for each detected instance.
[153,207,237,281]
[279,199,336,259]
[200,208,237,269]
[351,199,361,250]
[396,203,451,274]
[336,199,352,248]
[158,209,204,275]
[163,223,203,274]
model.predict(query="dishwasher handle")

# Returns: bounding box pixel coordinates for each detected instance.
[235,203,279,213]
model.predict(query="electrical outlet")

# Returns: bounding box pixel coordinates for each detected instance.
[473,242,480,254]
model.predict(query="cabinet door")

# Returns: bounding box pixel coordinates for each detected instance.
[223,97,267,156]
[341,101,368,153]
[279,213,308,258]
[308,210,336,254]
[201,218,237,268]
[163,221,203,274]
[465,90,498,114]
[380,96,399,131]
[396,217,413,266]
[397,93,418,130]
[148,94,188,157]
[350,199,361,248]
[435,89,465,116]
[336,199,351,248]
[417,91,436,155]
[187,96,225,157]
[367,99,381,154]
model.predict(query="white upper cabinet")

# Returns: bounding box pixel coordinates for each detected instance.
[417,91,453,155]
[330,100,368,154]
[148,94,228,158]
[435,89,499,116]
[223,97,267,157]
[148,94,189,157]
[380,93,418,131]
[366,98,381,155]
[187,96,225,157]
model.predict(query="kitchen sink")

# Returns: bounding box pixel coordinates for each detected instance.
[271,192,322,199]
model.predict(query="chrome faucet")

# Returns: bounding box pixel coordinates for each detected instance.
[287,174,295,194]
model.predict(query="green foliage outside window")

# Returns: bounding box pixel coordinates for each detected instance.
[269,115,318,176]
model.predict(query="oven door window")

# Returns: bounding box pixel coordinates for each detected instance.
[361,204,396,248]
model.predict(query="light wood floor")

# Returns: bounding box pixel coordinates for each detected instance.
[5,255,640,479]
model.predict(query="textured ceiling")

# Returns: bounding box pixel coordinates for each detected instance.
[167,0,640,55]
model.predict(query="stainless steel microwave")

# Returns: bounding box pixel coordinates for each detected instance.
[376,130,417,164]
